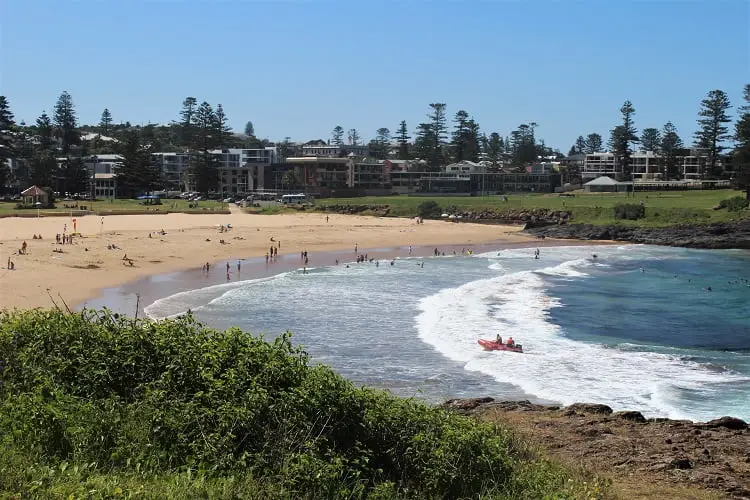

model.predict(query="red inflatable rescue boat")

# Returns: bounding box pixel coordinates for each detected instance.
[478,339,523,353]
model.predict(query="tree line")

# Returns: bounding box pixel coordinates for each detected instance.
[565,87,750,190]
[1,87,749,197]
[332,104,556,172]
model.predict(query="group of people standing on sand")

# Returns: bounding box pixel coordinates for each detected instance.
[56,234,73,244]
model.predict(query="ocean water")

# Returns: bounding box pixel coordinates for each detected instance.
[145,244,750,422]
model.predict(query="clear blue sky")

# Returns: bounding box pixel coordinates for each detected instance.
[1,0,748,152]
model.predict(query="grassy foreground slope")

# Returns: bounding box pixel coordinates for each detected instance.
[316,190,743,226]
[0,309,606,499]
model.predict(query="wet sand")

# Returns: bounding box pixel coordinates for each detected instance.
[83,239,613,319]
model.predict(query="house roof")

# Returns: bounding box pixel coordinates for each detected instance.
[21,185,45,196]
[584,176,621,186]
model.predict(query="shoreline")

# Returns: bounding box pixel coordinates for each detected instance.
[0,211,541,311]
[81,237,613,319]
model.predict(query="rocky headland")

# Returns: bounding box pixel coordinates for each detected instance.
[523,220,750,249]
[443,398,750,499]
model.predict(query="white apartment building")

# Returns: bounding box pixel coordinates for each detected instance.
[582,153,618,180]
[152,152,191,190]
[213,147,278,194]
[84,154,121,198]
[582,150,712,181]
[151,148,278,193]
[444,161,486,176]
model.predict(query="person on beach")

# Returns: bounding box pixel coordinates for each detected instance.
[226,262,230,273]
[326,215,329,223]
[206,262,210,272]
[237,261,241,272]
[354,243,358,254]
[265,253,269,264]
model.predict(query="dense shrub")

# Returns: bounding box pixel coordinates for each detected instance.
[719,196,749,213]
[613,203,646,220]
[0,309,595,498]
[416,200,442,219]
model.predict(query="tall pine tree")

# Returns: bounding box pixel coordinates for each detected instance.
[395,121,410,160]
[0,96,15,193]
[640,128,661,153]
[180,97,198,147]
[694,89,732,178]
[99,108,113,136]
[584,133,602,154]
[115,130,161,197]
[53,91,80,154]
[214,104,232,147]
[661,121,684,180]
[733,84,750,199]
[427,103,448,167]
[331,126,344,146]
[189,102,220,192]
[610,101,639,179]
[487,132,504,170]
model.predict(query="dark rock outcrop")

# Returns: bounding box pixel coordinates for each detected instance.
[699,416,749,431]
[524,220,750,250]
[316,204,391,217]
[613,410,647,423]
[441,398,750,498]
[566,403,614,415]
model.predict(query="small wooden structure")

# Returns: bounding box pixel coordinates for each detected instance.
[21,185,49,206]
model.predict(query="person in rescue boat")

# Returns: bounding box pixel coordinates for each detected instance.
[496,334,503,345]
[506,336,515,347]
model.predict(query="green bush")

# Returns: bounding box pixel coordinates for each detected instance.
[416,200,442,219]
[613,203,646,220]
[719,196,749,213]
[0,309,596,498]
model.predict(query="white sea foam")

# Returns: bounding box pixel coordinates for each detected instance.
[415,258,749,420]
[144,272,294,319]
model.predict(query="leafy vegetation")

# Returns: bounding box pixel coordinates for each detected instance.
[0,309,599,498]
[718,196,749,216]
[416,200,442,219]
[613,203,646,221]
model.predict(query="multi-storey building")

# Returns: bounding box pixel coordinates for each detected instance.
[582,153,618,180]
[283,157,354,197]
[83,154,121,198]
[301,142,369,158]
[151,148,278,194]
[152,152,191,190]
[580,149,715,181]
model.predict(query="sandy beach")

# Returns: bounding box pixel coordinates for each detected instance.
[0,211,540,311]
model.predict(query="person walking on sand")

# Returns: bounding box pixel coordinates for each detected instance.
[326,215,329,223]
[237,260,241,272]
[354,243,358,254]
